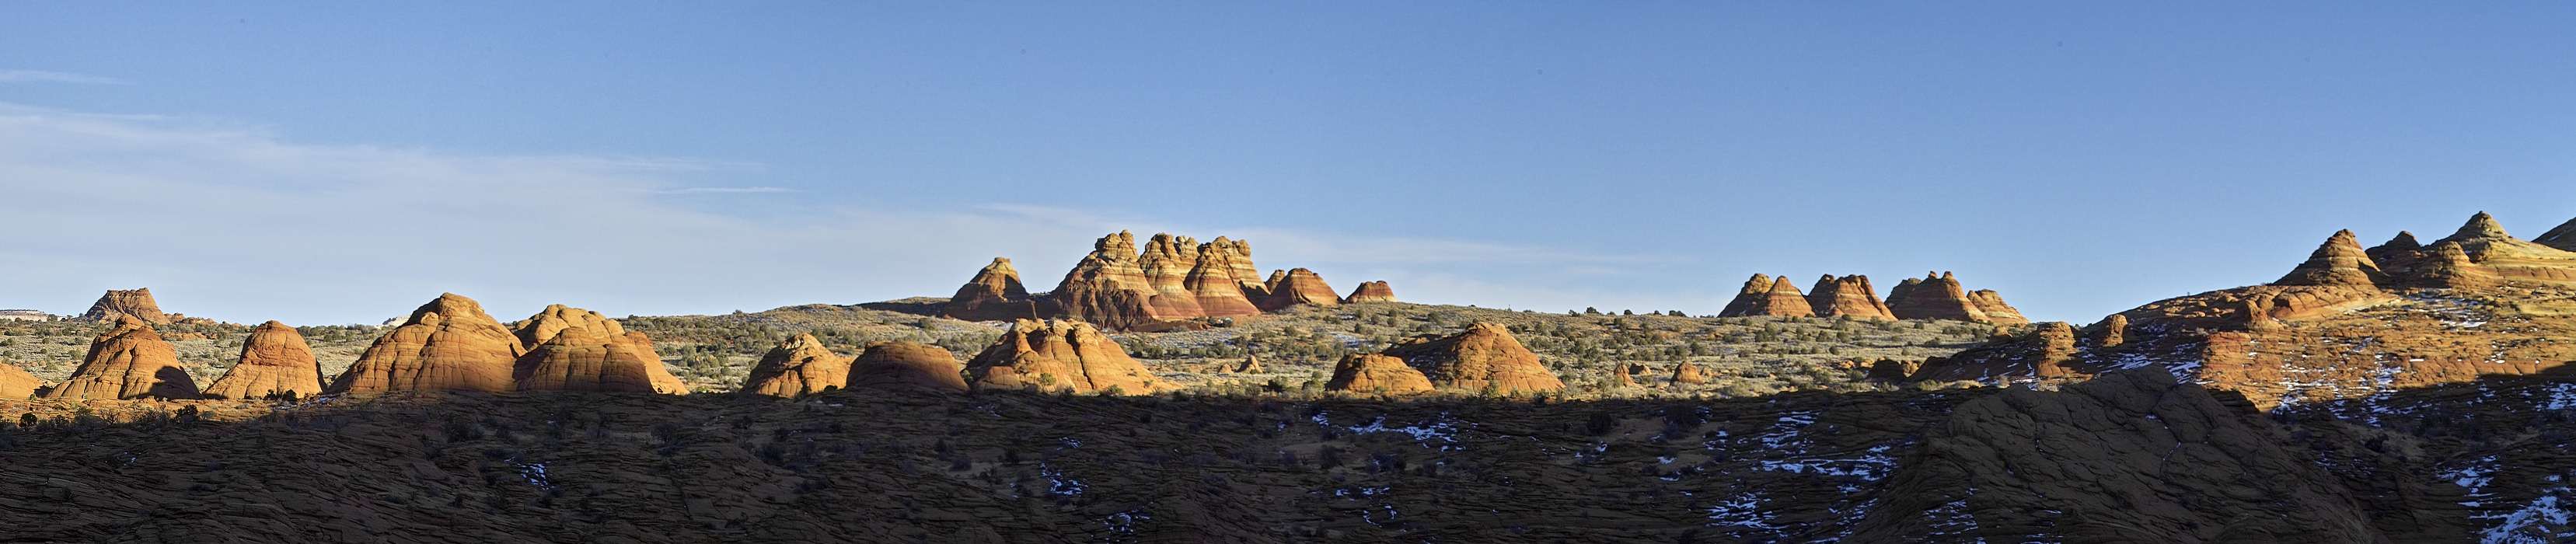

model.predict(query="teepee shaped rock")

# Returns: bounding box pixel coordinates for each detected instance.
[1342,281,1397,304]
[0,363,44,399]
[847,341,969,393]
[330,293,527,394]
[741,333,853,397]
[1887,272,1991,323]
[1050,232,1170,330]
[203,321,324,399]
[944,257,1043,321]
[1719,275,1816,318]
[966,319,1168,395]
[79,288,172,325]
[1136,233,1210,319]
[2540,217,2576,252]
[2412,242,2501,289]
[1805,274,1895,320]
[1259,268,1341,311]
[2366,232,2424,274]
[1185,239,1263,317]
[1967,290,2030,325]
[44,316,197,399]
[1381,322,1562,393]
[510,305,689,395]
[2274,230,2386,288]
[1324,354,1434,395]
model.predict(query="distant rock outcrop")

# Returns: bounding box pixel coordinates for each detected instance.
[1670,362,1708,385]
[1258,268,1339,311]
[1341,281,1397,304]
[966,319,1167,395]
[740,333,853,398]
[2540,216,2576,252]
[42,316,197,399]
[1718,275,1815,318]
[1185,239,1262,317]
[2410,241,2500,289]
[943,258,1043,322]
[509,305,689,395]
[1885,272,1991,323]
[847,341,969,393]
[1966,290,2029,326]
[1381,323,1562,394]
[79,288,170,325]
[1804,275,1894,320]
[1136,234,1211,319]
[329,293,527,394]
[1323,354,1433,395]
[1047,232,1168,330]
[2274,230,2386,288]
[2364,231,2423,275]
[202,321,323,400]
[0,363,43,399]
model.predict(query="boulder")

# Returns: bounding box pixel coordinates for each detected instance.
[965,319,1167,395]
[0,363,39,399]
[1804,274,1895,320]
[1886,272,1991,323]
[740,333,852,398]
[2274,229,2386,288]
[43,316,197,399]
[1322,354,1433,395]
[328,293,527,394]
[79,288,170,325]
[1670,362,1708,385]
[1185,239,1262,317]
[847,341,968,393]
[202,321,324,400]
[1341,281,1398,304]
[1381,322,1562,394]
[1718,274,1816,318]
[943,257,1043,322]
[1258,268,1340,311]
[510,305,689,395]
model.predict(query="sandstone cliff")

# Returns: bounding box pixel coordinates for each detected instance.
[329,293,527,394]
[202,321,323,400]
[43,316,197,399]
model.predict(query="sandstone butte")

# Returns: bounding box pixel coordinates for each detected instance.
[1803,274,1895,320]
[1322,353,1434,396]
[42,315,198,399]
[201,321,324,400]
[0,362,44,399]
[1257,267,1340,311]
[1884,272,1992,323]
[965,319,1168,395]
[1341,281,1397,304]
[1380,322,1563,394]
[1717,274,1814,318]
[942,232,1383,330]
[79,288,172,326]
[940,258,1042,322]
[1911,211,2576,409]
[509,305,689,395]
[846,341,969,393]
[328,293,527,394]
[740,333,854,397]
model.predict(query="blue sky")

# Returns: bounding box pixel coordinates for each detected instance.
[4,3,2574,325]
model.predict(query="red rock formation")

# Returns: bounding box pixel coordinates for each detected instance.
[847,341,968,393]
[329,293,527,394]
[740,333,852,398]
[1341,281,1397,304]
[1886,272,1990,322]
[203,321,323,400]
[1670,362,1708,385]
[2410,241,2500,289]
[2089,314,2129,348]
[943,258,1042,322]
[1208,237,1267,297]
[1967,290,2029,325]
[2275,230,2387,288]
[1261,270,1288,296]
[0,363,38,399]
[1047,232,1170,330]
[1910,322,2083,382]
[2424,211,2576,284]
[2540,216,2576,252]
[510,305,689,395]
[42,316,197,399]
[79,288,170,325]
[1135,234,1209,319]
[2365,231,2423,275]
[1185,239,1262,317]
[1718,275,1815,318]
[1381,323,1563,394]
[1258,268,1340,311]
[966,319,1168,395]
[1804,275,1895,320]
[1323,354,1433,395]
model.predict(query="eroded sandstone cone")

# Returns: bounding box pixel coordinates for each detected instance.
[1805,274,1895,320]
[1049,232,1169,330]
[2274,229,2387,288]
[1967,290,2029,325]
[943,257,1044,322]
[1185,239,1262,317]
[203,321,323,400]
[2412,241,2501,289]
[44,316,197,399]
[1136,233,1210,319]
[1258,268,1340,311]
[847,341,969,393]
[1323,353,1433,395]
[1341,281,1397,304]
[1209,237,1267,296]
[1887,272,1991,323]
[1719,274,1816,317]
[2540,216,2576,252]
[2365,231,2423,275]
[0,363,44,399]
[1670,362,1708,385]
[1381,322,1562,394]
[741,333,853,397]
[329,293,527,394]
[79,288,171,325]
[2424,211,2576,284]
[966,319,1167,395]
[510,305,689,395]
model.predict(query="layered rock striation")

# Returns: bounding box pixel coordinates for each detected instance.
[1342,281,1397,304]
[1322,353,1434,395]
[510,305,689,395]
[79,288,171,325]
[1804,275,1894,320]
[43,316,197,399]
[1380,322,1562,394]
[966,319,1167,395]
[329,293,527,394]
[203,321,323,400]
[740,334,853,398]
[1717,274,1814,318]
[944,232,1381,330]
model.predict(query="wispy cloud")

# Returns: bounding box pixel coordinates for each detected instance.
[651,186,798,195]
[0,69,127,85]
